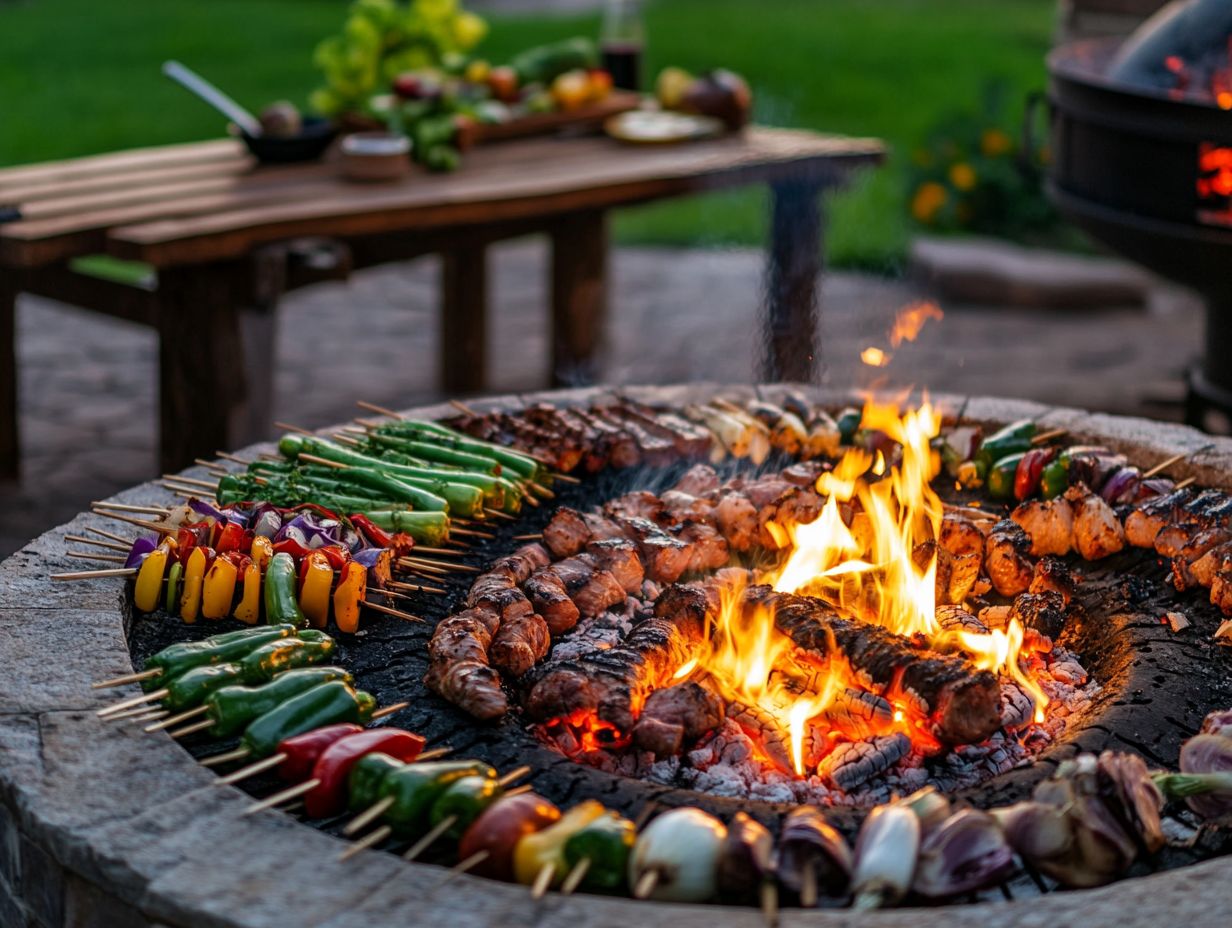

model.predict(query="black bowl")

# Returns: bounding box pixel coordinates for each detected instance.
[240,117,338,164]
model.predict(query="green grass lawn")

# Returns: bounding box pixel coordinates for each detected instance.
[0,0,1056,271]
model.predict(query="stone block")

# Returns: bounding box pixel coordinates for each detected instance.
[63,874,149,928]
[18,833,63,928]
[0,609,131,714]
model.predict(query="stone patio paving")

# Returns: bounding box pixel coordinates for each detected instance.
[0,240,1203,557]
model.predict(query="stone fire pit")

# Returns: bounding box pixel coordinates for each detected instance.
[3,385,1232,928]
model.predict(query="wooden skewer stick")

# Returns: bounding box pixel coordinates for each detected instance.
[52,567,138,581]
[404,556,478,573]
[371,701,410,721]
[243,778,321,816]
[411,546,463,557]
[483,508,518,522]
[559,857,591,895]
[65,535,130,553]
[437,850,491,890]
[451,527,495,540]
[1030,427,1067,446]
[551,472,581,485]
[215,450,251,465]
[106,706,169,722]
[357,400,405,420]
[67,551,127,563]
[449,399,479,417]
[501,784,534,800]
[512,533,543,541]
[163,474,219,490]
[1177,476,1198,489]
[633,868,660,899]
[403,815,458,862]
[128,709,169,724]
[370,587,419,604]
[169,718,214,739]
[521,492,541,509]
[387,580,448,595]
[362,601,424,623]
[93,667,160,689]
[145,705,208,731]
[199,746,251,768]
[531,861,557,900]
[97,687,168,717]
[86,525,134,545]
[89,501,169,516]
[213,752,287,786]
[297,452,348,470]
[396,559,449,576]
[529,483,556,499]
[760,880,779,928]
[344,796,396,836]
[416,746,453,762]
[274,421,314,436]
[193,460,230,476]
[354,417,384,429]
[339,825,391,862]
[496,765,531,788]
[90,510,173,535]
[799,863,818,908]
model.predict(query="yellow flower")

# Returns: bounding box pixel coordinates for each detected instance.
[981,128,1012,157]
[911,182,948,224]
[949,162,977,191]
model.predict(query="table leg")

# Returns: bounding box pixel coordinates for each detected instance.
[155,265,251,472]
[441,245,488,393]
[0,276,18,480]
[550,211,608,387]
[762,180,824,383]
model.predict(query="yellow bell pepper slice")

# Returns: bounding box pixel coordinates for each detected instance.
[250,535,273,571]
[513,800,605,886]
[299,551,334,629]
[233,562,263,625]
[133,543,171,613]
[178,547,208,624]
[202,556,239,620]
[332,561,366,634]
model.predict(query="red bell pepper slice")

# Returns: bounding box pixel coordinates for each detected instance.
[273,537,313,562]
[1014,447,1056,501]
[314,544,351,570]
[349,514,393,549]
[215,521,251,554]
[304,728,426,818]
[276,723,365,784]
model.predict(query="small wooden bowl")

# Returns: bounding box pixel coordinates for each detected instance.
[339,133,412,182]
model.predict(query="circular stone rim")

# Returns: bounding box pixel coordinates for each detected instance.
[3,383,1232,928]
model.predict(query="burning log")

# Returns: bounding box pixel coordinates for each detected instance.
[760,587,1003,745]
[818,688,895,740]
[935,605,988,636]
[1000,683,1035,732]
[727,700,794,773]
[816,733,911,791]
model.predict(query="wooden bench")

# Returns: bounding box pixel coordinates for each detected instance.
[0,128,883,474]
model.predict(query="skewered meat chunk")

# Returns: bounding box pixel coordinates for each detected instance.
[589,408,677,465]
[619,517,693,583]
[543,507,592,559]
[1155,523,1230,561]
[631,680,724,757]
[1064,484,1126,560]
[678,521,730,573]
[490,611,551,677]
[917,543,980,605]
[427,610,496,665]
[715,492,759,552]
[1011,497,1074,557]
[1009,591,1067,639]
[605,490,666,523]
[763,587,1002,745]
[1030,556,1077,604]
[1212,567,1232,615]
[607,403,713,458]
[525,583,712,732]
[940,511,987,559]
[586,538,645,594]
[523,569,582,635]
[659,490,715,524]
[1186,540,1232,590]
[424,661,507,720]
[985,520,1035,597]
[674,463,721,496]
[781,460,826,486]
[548,555,626,619]
[1124,489,1194,548]
[1183,489,1232,525]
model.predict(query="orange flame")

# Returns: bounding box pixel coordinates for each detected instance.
[861,347,890,367]
[888,301,944,348]
[958,619,1049,723]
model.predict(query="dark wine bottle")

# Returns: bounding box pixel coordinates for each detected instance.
[600,0,645,92]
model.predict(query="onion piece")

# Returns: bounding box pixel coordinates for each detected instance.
[851,804,919,909]
[628,807,726,903]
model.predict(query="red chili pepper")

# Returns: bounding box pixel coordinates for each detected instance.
[176,521,212,557]
[273,537,313,561]
[215,521,250,554]
[1014,447,1057,501]
[276,723,365,783]
[349,514,393,548]
[303,728,426,818]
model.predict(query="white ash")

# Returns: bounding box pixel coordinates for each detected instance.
[544,642,1100,807]
[541,600,639,662]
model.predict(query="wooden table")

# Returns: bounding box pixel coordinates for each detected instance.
[0,127,883,475]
